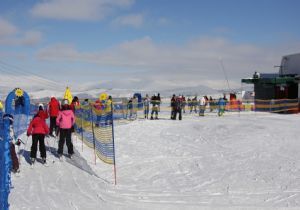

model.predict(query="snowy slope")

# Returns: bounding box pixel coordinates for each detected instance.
[9,112,300,209]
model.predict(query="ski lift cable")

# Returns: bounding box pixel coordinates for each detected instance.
[0,61,63,89]
[0,65,60,90]
[0,66,58,90]
[0,60,64,88]
[0,63,60,89]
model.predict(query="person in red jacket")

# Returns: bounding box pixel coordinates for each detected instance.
[56,100,75,158]
[48,96,60,136]
[27,113,49,164]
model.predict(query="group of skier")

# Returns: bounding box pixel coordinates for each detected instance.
[141,94,229,121]
[4,96,77,172]
[143,93,161,120]
[27,97,76,166]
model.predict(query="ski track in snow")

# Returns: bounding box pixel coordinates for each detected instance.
[9,112,300,209]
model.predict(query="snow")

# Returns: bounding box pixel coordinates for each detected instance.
[9,111,300,209]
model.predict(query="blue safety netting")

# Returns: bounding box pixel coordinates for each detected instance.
[0,113,11,210]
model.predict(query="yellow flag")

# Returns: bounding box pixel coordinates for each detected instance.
[63,87,73,104]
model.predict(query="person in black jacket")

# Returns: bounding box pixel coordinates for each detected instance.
[150,95,159,120]
[172,96,183,120]
[170,94,176,119]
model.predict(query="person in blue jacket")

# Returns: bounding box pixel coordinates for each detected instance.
[218,95,227,116]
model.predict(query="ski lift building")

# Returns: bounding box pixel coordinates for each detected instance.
[242,53,300,112]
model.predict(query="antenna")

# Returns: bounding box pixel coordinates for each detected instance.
[219,58,231,92]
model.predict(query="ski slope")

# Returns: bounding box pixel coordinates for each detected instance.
[9,112,300,209]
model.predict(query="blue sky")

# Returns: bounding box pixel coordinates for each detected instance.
[1,0,300,91]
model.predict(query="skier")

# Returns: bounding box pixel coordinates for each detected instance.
[70,96,80,113]
[199,96,208,117]
[3,114,21,173]
[172,96,183,120]
[170,94,176,119]
[104,96,113,124]
[27,110,50,164]
[157,93,161,112]
[93,96,105,127]
[143,94,150,119]
[48,96,60,137]
[127,97,133,119]
[218,95,227,116]
[192,96,198,113]
[132,96,138,118]
[150,94,159,120]
[56,99,75,159]
[187,98,192,113]
[182,95,186,113]
[70,96,79,132]
[209,96,214,112]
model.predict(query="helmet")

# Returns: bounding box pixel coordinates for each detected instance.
[38,103,44,110]
[3,113,14,125]
[62,99,69,105]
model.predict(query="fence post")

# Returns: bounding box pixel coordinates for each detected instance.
[90,106,96,165]
[80,108,84,152]
[111,103,117,185]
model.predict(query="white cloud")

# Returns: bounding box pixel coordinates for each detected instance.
[0,30,42,46]
[31,0,135,21]
[112,13,144,28]
[36,36,300,90]
[20,31,43,46]
[0,18,18,37]
[0,18,42,46]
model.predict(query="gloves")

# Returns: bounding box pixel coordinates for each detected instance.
[26,132,30,137]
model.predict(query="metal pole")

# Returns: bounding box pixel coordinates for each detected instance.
[90,106,96,165]
[80,109,84,152]
[111,102,117,185]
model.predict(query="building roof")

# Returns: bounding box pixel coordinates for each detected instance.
[242,74,299,84]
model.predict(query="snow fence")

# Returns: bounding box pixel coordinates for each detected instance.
[74,102,116,165]
[0,88,31,209]
[0,112,11,210]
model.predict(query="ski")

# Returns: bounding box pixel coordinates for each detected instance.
[30,163,35,169]
[43,162,49,167]
[58,156,64,162]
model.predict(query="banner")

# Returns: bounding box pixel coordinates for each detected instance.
[63,87,73,105]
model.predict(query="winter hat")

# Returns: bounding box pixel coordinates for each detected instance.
[62,99,70,110]
[38,103,44,110]
[3,113,14,125]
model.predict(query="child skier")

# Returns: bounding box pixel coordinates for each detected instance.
[143,94,150,119]
[27,110,49,164]
[3,114,21,173]
[48,96,60,137]
[56,99,75,159]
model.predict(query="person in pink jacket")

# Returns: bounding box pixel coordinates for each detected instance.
[56,99,75,158]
